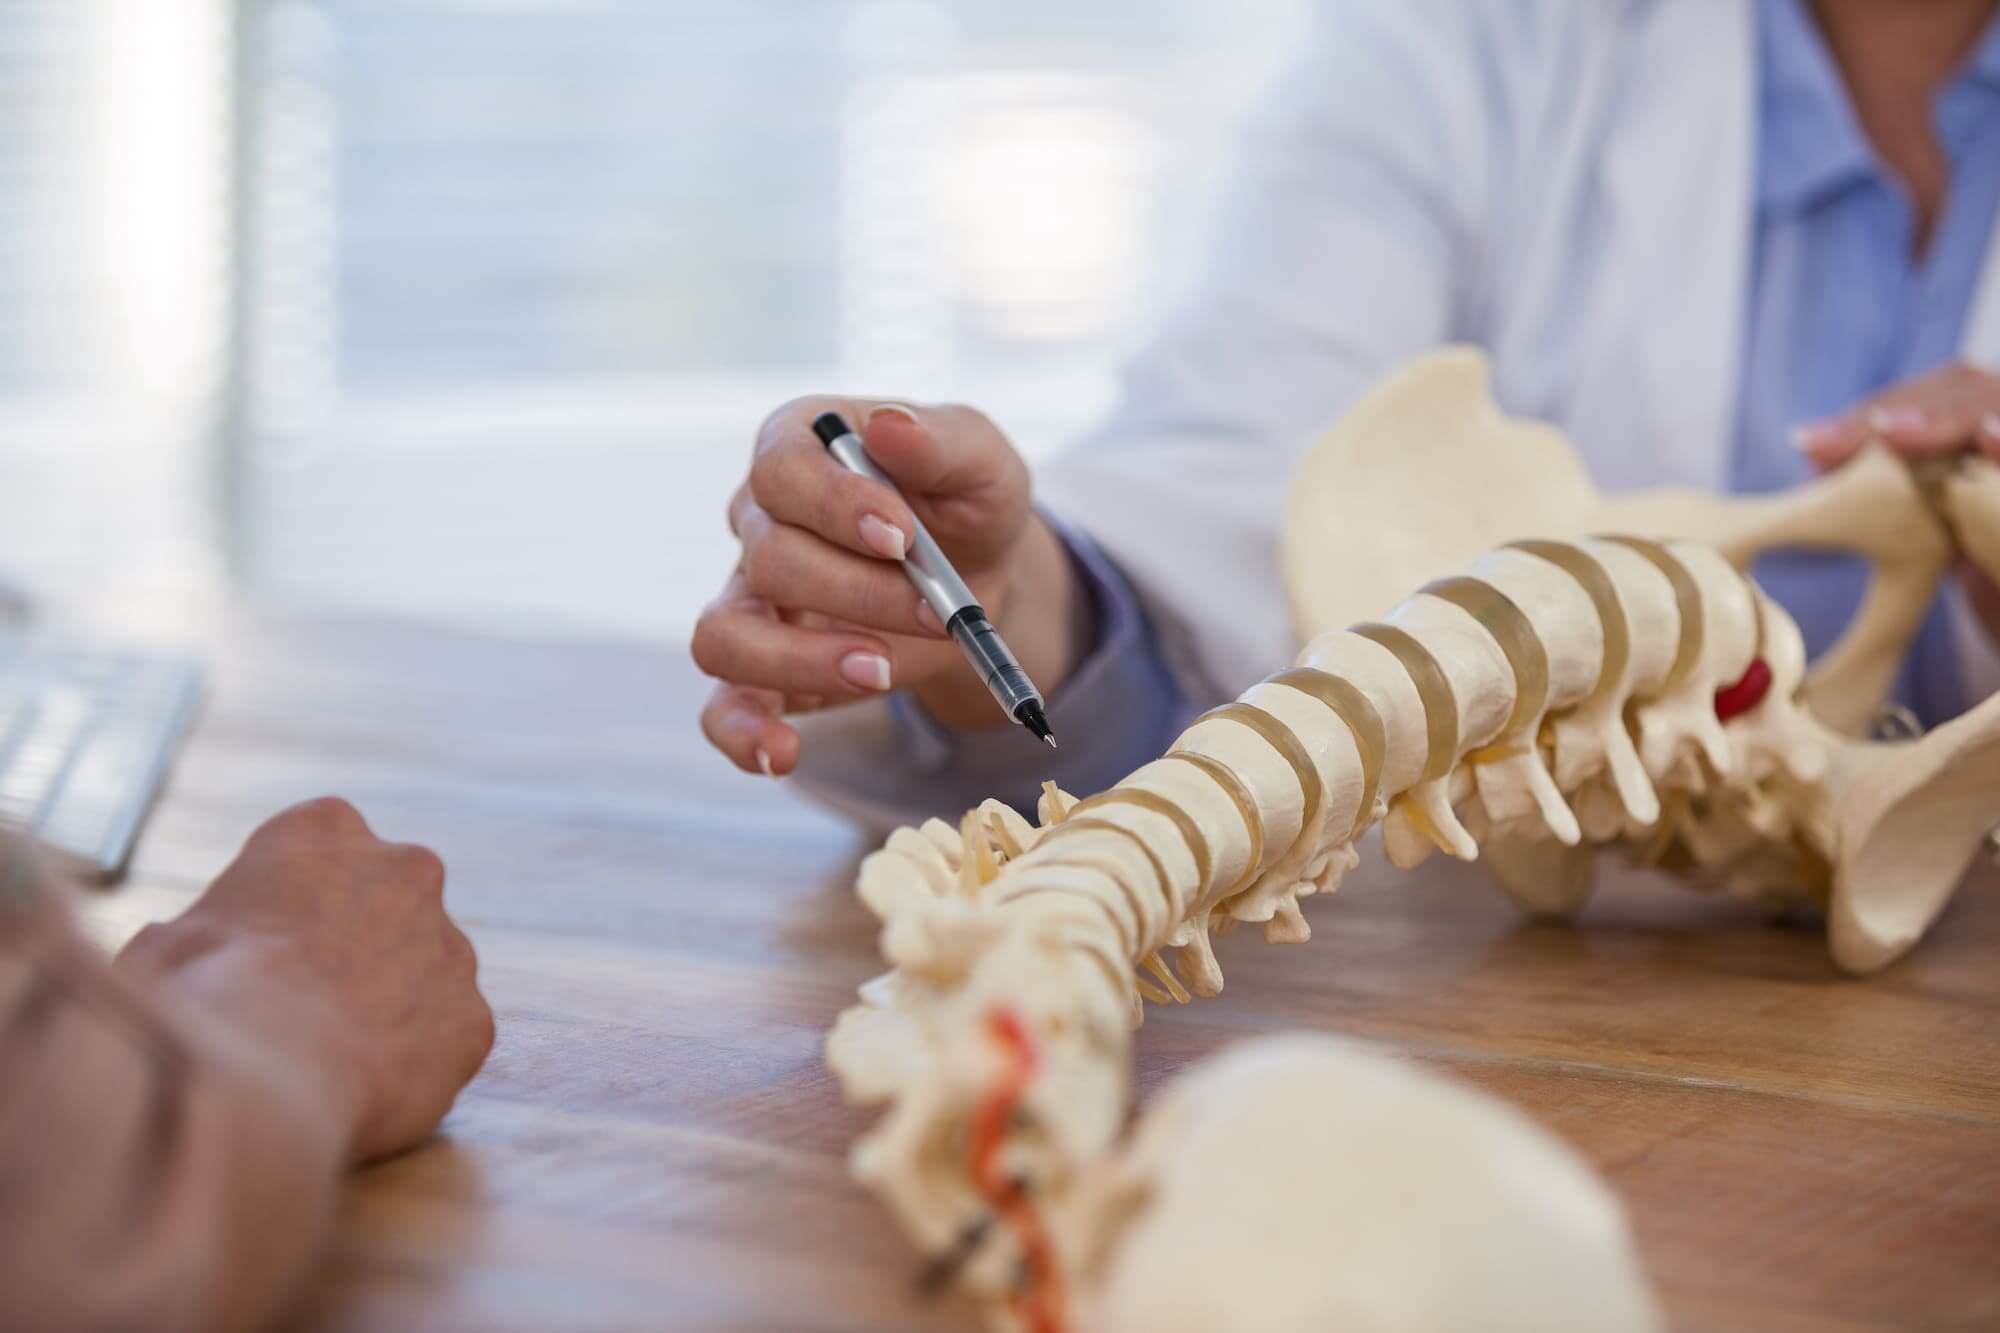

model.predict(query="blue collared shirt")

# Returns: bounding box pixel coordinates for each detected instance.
[885,0,2000,814]
[1737,0,2000,725]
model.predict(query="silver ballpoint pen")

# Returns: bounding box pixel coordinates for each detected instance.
[812,411,1056,748]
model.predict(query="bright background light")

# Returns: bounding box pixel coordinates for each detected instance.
[0,0,1309,641]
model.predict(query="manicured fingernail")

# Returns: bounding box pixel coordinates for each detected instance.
[1867,406,1926,434]
[916,600,946,636]
[1790,420,1841,453]
[755,747,776,778]
[859,513,907,561]
[868,403,919,426]
[839,651,892,692]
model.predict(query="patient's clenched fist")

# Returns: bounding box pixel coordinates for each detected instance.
[121,797,494,1163]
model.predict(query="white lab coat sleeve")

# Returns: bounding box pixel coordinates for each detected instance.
[1035,0,1520,703]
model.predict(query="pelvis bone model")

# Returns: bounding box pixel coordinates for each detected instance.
[825,349,2000,1332]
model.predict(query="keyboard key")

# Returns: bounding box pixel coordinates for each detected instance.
[0,636,203,878]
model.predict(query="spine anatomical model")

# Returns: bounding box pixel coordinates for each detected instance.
[825,351,2000,1333]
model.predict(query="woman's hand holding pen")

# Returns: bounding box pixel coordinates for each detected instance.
[696,399,1087,776]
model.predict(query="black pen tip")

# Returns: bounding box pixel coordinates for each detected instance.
[1016,700,1056,749]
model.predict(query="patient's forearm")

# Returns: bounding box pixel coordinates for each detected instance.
[2,916,356,1332]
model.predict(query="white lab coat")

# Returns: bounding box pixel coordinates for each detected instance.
[794,0,2000,828]
[1038,0,2000,704]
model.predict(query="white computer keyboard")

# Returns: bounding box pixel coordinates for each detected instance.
[0,637,204,879]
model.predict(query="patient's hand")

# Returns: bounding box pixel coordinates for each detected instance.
[695,399,1086,775]
[119,797,495,1163]
[1795,361,2000,649]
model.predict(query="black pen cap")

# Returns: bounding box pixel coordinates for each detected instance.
[812,412,852,448]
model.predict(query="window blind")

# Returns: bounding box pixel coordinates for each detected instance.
[230,0,1305,635]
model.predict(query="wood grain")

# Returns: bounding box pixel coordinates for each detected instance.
[73,608,2000,1332]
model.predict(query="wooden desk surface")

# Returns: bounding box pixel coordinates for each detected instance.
[77,607,2000,1333]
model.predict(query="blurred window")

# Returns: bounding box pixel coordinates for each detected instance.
[0,0,227,447]
[2,0,1304,634]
